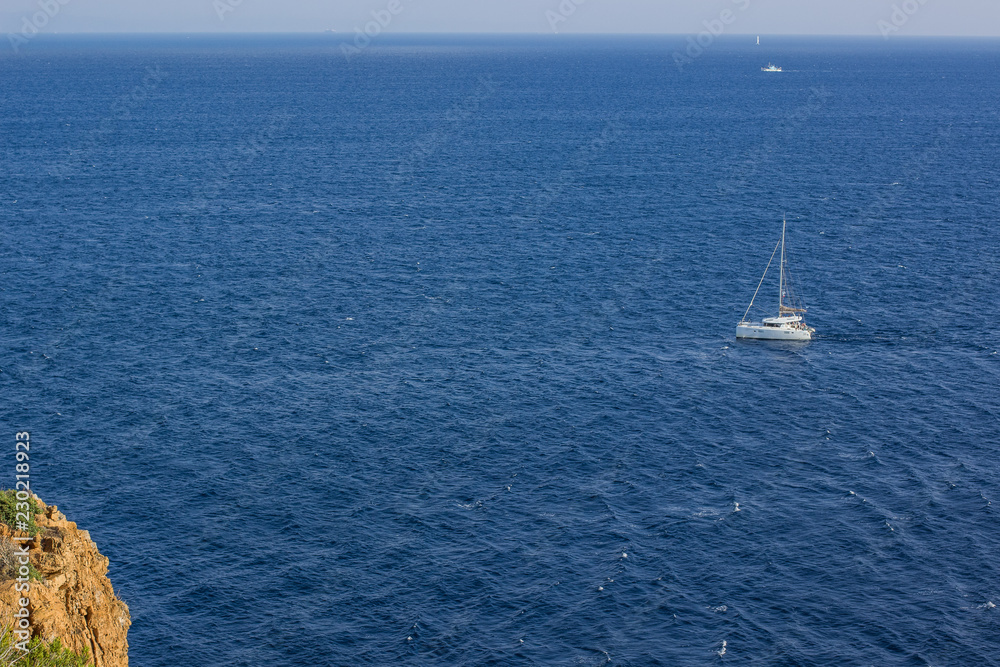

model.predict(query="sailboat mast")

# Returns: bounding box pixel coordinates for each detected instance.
[779,217,786,313]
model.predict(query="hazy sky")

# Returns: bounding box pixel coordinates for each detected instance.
[3,0,999,36]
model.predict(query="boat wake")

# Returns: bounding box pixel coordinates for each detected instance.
[812,332,912,344]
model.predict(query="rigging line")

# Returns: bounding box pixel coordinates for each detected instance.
[741,237,782,323]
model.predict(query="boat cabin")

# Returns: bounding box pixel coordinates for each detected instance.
[761,316,803,327]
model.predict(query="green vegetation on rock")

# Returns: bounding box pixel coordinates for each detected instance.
[0,632,91,667]
[0,491,44,582]
[0,491,42,537]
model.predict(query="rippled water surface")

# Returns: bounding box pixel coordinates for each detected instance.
[1,35,999,665]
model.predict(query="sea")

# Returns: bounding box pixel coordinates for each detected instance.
[1,34,998,666]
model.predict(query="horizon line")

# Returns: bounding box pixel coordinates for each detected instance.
[18,31,1000,38]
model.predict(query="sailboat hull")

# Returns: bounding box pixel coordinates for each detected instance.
[736,324,812,341]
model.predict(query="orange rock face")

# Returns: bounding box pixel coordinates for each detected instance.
[1,497,130,667]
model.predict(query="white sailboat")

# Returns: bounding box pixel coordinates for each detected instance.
[736,218,815,341]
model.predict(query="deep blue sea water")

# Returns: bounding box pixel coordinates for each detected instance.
[1,34,999,665]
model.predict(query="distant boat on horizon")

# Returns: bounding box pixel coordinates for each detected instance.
[737,218,815,341]
[761,63,782,72]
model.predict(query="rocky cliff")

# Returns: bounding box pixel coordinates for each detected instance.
[0,496,130,666]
